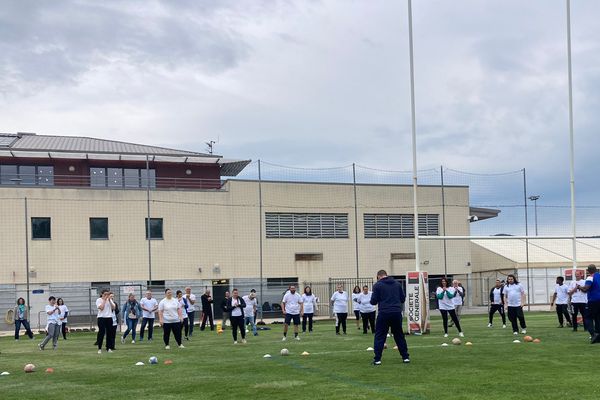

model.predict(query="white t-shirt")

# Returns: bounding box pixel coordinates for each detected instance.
[96,298,113,318]
[302,294,317,314]
[58,305,69,323]
[554,284,570,305]
[352,293,361,311]
[159,297,181,323]
[185,293,197,313]
[140,297,158,318]
[230,297,243,317]
[178,298,189,319]
[569,280,587,303]
[436,287,456,311]
[46,304,61,325]
[242,296,257,316]
[282,292,303,315]
[331,291,349,314]
[492,287,503,304]
[504,284,525,307]
[357,292,375,313]
[452,286,464,306]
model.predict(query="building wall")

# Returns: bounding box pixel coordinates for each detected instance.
[0,181,471,286]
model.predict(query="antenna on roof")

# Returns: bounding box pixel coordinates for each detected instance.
[206,140,216,155]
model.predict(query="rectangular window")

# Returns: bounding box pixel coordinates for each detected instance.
[19,166,36,185]
[265,213,349,239]
[267,277,298,287]
[145,218,163,239]
[36,166,54,186]
[295,253,323,261]
[90,168,106,187]
[123,169,140,188]
[90,218,109,240]
[140,169,156,188]
[0,165,18,185]
[364,214,439,238]
[107,168,123,187]
[31,217,51,239]
[90,168,155,188]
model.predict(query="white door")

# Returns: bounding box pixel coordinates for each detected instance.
[17,284,50,330]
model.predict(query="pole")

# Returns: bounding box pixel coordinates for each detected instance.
[440,166,448,276]
[534,199,538,236]
[408,0,420,272]
[566,0,577,271]
[258,160,264,322]
[24,197,31,312]
[523,168,531,311]
[146,155,152,284]
[352,163,360,279]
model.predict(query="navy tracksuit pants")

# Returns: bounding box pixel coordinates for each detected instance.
[373,312,409,362]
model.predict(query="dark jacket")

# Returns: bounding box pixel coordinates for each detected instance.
[220,298,229,313]
[201,294,213,313]
[225,297,246,318]
[489,286,504,305]
[370,276,405,314]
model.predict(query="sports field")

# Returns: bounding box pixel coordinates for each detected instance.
[1,312,598,400]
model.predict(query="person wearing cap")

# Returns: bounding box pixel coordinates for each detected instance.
[577,264,600,343]
[243,289,258,336]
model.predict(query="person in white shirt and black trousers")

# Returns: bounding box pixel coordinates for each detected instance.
[504,274,527,335]
[158,288,185,350]
[226,288,247,344]
[488,279,506,328]
[357,285,376,334]
[551,276,573,328]
[331,285,348,335]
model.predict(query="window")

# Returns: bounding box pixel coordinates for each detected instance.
[145,218,163,239]
[107,168,123,187]
[90,218,109,239]
[267,277,298,287]
[364,214,439,238]
[140,168,156,188]
[31,217,51,239]
[0,165,54,186]
[19,166,36,185]
[36,166,54,185]
[265,213,348,239]
[90,168,106,187]
[0,165,18,185]
[90,168,155,188]
[124,169,140,188]
[295,253,323,261]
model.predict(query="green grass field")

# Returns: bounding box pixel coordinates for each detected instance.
[1,312,598,400]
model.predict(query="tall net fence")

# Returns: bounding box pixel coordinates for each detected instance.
[1,161,594,333]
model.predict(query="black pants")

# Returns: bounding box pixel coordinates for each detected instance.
[373,312,409,362]
[440,309,461,333]
[61,322,68,339]
[96,317,113,350]
[188,311,195,335]
[489,304,506,325]
[336,313,347,334]
[589,301,600,335]
[302,313,314,332]
[361,311,376,333]
[572,302,593,334]
[14,319,34,339]
[181,318,189,338]
[109,324,117,350]
[140,317,154,340]
[163,322,182,346]
[507,306,526,332]
[201,311,214,331]
[556,304,572,326]
[231,316,246,341]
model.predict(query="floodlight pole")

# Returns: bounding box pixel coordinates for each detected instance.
[24,197,31,313]
[408,0,420,272]
[522,169,531,312]
[146,154,152,285]
[566,0,577,271]
[258,160,264,322]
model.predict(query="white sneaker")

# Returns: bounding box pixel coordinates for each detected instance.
[242,339,247,344]
[165,345,171,350]
[233,341,238,345]
[179,344,185,349]
[443,334,448,338]
[295,336,301,341]
[513,332,518,335]
[487,323,492,328]
[502,325,507,329]
[131,340,135,344]
[120,336,125,344]
[107,349,113,353]
[97,349,102,354]
[521,329,527,334]
[282,336,287,341]
[245,329,249,333]
[459,332,464,337]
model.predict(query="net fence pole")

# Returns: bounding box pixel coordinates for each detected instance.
[523,168,531,311]
[352,163,359,279]
[566,0,578,271]
[146,154,152,284]
[258,160,264,322]
[24,197,31,314]
[441,165,448,276]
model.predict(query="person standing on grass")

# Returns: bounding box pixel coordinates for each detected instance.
[121,293,142,344]
[227,288,247,344]
[139,291,158,342]
[176,290,190,341]
[449,280,464,327]
[577,264,600,343]
[220,291,231,330]
[14,297,34,340]
[301,286,318,333]
[352,286,362,330]
[369,270,410,366]
[358,285,376,334]
[184,287,197,337]
[39,296,61,351]
[503,274,527,336]
[488,279,506,328]
[158,288,185,350]
[57,298,69,340]
[436,278,464,338]
[96,289,115,354]
[568,270,592,336]
[200,289,215,331]
[108,292,119,352]
[551,276,573,328]
[282,285,303,341]
[243,289,258,336]
[331,284,349,335]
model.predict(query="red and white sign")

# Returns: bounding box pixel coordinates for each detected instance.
[405,271,430,335]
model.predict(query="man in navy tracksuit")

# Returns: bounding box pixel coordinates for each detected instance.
[370,269,410,365]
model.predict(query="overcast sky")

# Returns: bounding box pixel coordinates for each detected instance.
[1,1,599,234]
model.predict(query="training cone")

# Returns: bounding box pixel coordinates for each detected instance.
[45,368,54,373]
[301,351,310,356]
[263,354,272,358]
[164,360,173,365]
[441,343,449,347]
[465,342,473,346]
[366,347,374,351]
[533,338,541,343]
[1,371,10,376]
[135,362,144,366]
[513,340,520,343]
